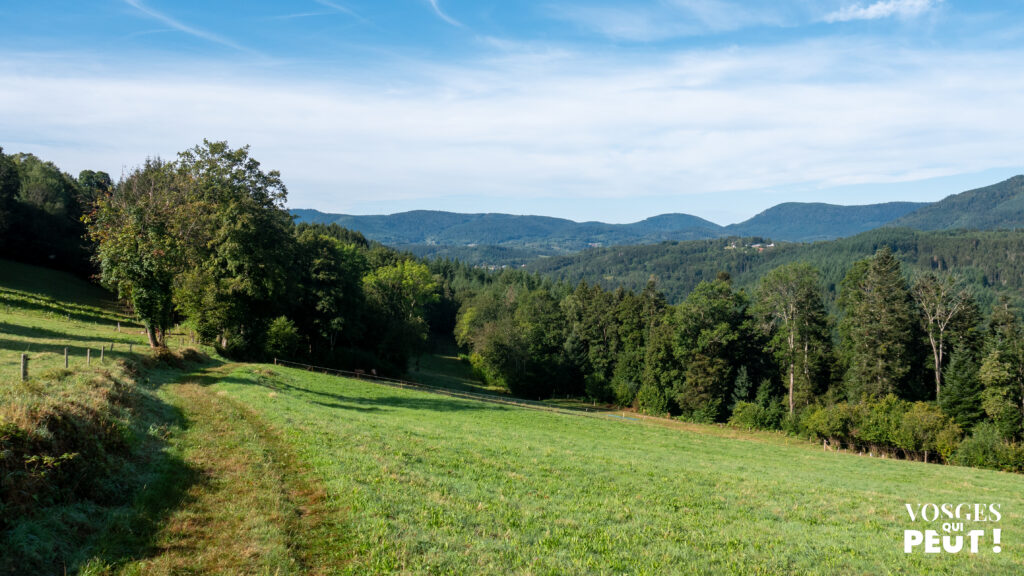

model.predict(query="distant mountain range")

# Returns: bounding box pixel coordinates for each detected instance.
[292,175,1024,262]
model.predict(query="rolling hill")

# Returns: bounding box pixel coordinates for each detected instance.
[891,175,1024,230]
[291,201,924,261]
[725,201,926,241]
[293,175,1024,267]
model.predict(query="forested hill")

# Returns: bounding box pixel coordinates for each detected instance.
[526,227,1024,308]
[291,203,921,250]
[725,201,926,241]
[290,209,724,252]
[891,175,1024,230]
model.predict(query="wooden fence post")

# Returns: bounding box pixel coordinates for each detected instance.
[129,343,133,354]
[117,321,121,332]
[21,354,28,381]
[87,349,91,365]
[64,347,69,369]
[100,346,104,362]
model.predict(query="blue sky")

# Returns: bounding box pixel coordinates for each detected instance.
[2,1,1023,224]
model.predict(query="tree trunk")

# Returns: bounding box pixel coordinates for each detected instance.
[928,332,941,400]
[789,361,795,414]
[145,322,159,348]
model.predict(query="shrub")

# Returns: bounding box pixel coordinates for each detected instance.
[802,403,854,443]
[952,422,1024,472]
[264,316,301,360]
[894,402,962,462]
[635,383,668,416]
[729,400,785,431]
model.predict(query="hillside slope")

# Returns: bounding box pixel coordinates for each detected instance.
[726,201,926,241]
[892,175,1024,230]
[528,228,1024,307]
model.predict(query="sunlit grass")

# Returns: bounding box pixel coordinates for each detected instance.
[207,365,1024,575]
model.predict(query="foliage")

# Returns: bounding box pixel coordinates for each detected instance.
[951,422,1024,472]
[753,263,831,413]
[264,316,301,359]
[838,247,920,400]
[86,159,182,346]
[635,382,668,416]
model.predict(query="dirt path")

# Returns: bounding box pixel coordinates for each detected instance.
[115,369,339,575]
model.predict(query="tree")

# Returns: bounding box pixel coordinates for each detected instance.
[294,230,367,358]
[978,299,1024,440]
[838,247,919,400]
[172,140,295,354]
[911,272,975,400]
[753,263,831,413]
[363,259,438,371]
[85,159,182,347]
[669,278,750,422]
[939,346,985,431]
[0,147,18,247]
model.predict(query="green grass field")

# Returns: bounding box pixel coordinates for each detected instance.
[3,260,1024,574]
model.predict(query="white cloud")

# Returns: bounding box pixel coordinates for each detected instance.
[122,0,250,52]
[1,40,1022,221]
[549,1,786,41]
[427,0,462,28]
[824,0,937,23]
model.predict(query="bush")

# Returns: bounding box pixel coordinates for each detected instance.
[894,402,962,461]
[635,383,668,416]
[264,316,301,360]
[952,422,1024,472]
[729,400,785,431]
[802,403,854,443]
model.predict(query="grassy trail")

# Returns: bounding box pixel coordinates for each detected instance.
[105,366,344,575]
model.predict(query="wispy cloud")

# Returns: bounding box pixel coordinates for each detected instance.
[549,1,785,42]
[427,0,462,28]
[824,0,938,23]
[122,0,248,51]
[5,39,1022,223]
[313,0,363,21]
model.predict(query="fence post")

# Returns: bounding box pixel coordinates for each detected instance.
[117,321,121,333]
[129,343,133,354]
[21,354,28,381]
[274,357,277,366]
[87,349,91,365]
[64,347,69,369]
[100,346,104,362]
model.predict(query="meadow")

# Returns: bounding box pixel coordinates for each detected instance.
[2,260,1023,574]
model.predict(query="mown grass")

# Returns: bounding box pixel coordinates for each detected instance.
[5,260,1024,574]
[409,338,509,395]
[200,364,1024,575]
[0,261,211,574]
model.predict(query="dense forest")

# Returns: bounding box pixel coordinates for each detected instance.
[528,228,1024,311]
[2,142,1023,473]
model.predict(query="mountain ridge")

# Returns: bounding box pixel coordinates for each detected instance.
[291,175,1024,261]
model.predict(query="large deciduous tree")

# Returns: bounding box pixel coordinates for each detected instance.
[172,140,295,354]
[669,277,750,422]
[363,259,438,371]
[86,159,182,347]
[911,272,976,401]
[753,262,831,414]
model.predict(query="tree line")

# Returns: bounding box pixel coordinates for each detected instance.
[4,141,1022,472]
[455,247,1024,472]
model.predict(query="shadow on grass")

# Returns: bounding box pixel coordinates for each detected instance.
[0,287,126,326]
[79,398,207,573]
[0,322,143,345]
[0,382,206,576]
[240,370,514,414]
